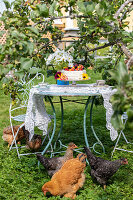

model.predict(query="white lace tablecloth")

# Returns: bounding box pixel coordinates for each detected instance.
[25,83,117,141]
[25,89,51,141]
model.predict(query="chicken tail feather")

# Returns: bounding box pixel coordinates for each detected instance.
[22,126,29,141]
[36,154,48,166]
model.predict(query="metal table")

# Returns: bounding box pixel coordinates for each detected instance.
[25,83,117,156]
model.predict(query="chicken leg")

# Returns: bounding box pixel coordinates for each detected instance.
[103,185,106,190]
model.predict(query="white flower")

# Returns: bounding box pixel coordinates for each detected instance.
[46,49,73,67]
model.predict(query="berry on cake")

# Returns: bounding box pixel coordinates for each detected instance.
[59,64,89,81]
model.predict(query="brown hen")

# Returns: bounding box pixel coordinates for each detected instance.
[2,125,25,147]
[42,153,87,199]
[22,126,42,150]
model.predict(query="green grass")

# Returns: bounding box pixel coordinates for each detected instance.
[0,70,133,200]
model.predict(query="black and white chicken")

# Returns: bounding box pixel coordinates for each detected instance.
[84,146,128,189]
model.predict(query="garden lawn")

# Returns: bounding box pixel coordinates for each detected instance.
[0,70,133,200]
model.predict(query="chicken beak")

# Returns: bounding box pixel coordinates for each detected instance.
[42,185,48,196]
[125,160,128,165]
[73,144,78,148]
[43,190,48,196]
[123,159,128,165]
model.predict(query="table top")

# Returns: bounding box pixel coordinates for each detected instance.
[32,83,114,97]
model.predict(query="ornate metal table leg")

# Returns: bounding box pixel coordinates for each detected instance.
[54,96,64,150]
[90,96,105,153]
[83,96,91,148]
[38,96,56,168]
[84,96,105,154]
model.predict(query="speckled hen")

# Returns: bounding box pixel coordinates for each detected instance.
[36,142,78,176]
[84,146,128,189]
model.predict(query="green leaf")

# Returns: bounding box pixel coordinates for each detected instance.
[99,8,104,16]
[110,61,129,85]
[26,27,39,35]
[36,4,49,17]
[3,0,11,9]
[1,76,9,83]
[95,3,100,13]
[117,61,128,81]
[77,1,86,13]
[0,30,6,37]
[11,30,26,39]
[128,42,133,49]
[86,3,95,13]
[7,64,13,69]
[20,58,33,70]
[14,70,25,79]
[49,1,57,16]
[29,67,41,74]
[95,3,104,16]
[27,42,34,56]
[111,114,124,131]
[19,33,27,39]
[2,67,10,75]
[30,11,38,19]
[11,30,19,38]
[9,18,18,23]
[127,109,133,121]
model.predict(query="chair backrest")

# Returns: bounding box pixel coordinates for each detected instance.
[13,72,44,105]
[9,72,45,118]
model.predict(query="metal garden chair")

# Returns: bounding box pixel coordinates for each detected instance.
[8,72,52,158]
[112,112,133,157]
